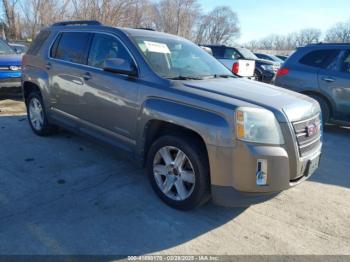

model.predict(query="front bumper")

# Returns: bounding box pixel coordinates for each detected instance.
[0,71,21,90]
[208,123,322,207]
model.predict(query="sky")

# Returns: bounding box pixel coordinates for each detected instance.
[199,0,350,43]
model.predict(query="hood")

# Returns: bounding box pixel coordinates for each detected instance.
[181,78,320,123]
[0,53,22,66]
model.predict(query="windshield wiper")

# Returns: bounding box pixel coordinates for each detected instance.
[213,74,235,78]
[167,75,204,80]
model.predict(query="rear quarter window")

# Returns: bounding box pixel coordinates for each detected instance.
[53,32,92,64]
[299,49,340,68]
[27,30,51,55]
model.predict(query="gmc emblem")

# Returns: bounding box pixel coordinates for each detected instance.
[306,124,318,137]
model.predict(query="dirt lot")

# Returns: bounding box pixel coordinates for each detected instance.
[0,95,349,255]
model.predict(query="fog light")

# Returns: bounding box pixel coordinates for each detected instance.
[256,159,268,186]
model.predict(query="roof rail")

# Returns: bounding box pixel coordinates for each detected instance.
[308,42,350,46]
[135,27,155,31]
[52,20,102,27]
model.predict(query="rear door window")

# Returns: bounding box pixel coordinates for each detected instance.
[53,32,92,64]
[299,49,340,68]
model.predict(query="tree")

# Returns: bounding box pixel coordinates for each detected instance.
[20,0,70,39]
[325,20,350,43]
[1,0,19,39]
[195,6,240,45]
[295,28,321,46]
[153,0,200,39]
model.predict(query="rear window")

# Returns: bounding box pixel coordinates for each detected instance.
[27,30,51,55]
[209,47,224,58]
[223,48,242,60]
[52,32,92,64]
[299,49,340,68]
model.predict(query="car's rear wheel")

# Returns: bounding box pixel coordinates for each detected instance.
[146,135,210,210]
[308,94,330,125]
[27,92,55,136]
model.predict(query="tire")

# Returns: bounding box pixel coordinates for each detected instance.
[26,91,56,136]
[254,70,263,82]
[308,94,330,125]
[146,135,210,210]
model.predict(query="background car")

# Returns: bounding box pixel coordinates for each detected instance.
[9,43,28,54]
[255,52,284,64]
[201,45,255,78]
[276,55,288,61]
[0,38,22,91]
[274,43,350,125]
[205,45,280,83]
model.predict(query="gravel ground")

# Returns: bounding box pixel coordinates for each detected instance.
[0,96,349,255]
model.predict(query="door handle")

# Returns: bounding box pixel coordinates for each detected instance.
[46,62,52,70]
[322,77,336,83]
[83,72,92,81]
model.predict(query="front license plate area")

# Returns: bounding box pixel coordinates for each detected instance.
[304,155,320,177]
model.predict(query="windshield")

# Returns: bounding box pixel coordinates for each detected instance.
[236,48,258,60]
[132,36,233,79]
[0,40,15,54]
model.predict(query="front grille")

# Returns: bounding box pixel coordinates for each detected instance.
[292,114,322,157]
[0,66,10,71]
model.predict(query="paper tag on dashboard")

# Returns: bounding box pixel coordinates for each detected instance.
[144,41,170,54]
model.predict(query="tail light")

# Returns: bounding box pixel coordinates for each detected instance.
[232,62,239,74]
[277,67,289,77]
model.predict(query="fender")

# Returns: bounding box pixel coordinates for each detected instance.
[22,66,50,108]
[136,97,233,153]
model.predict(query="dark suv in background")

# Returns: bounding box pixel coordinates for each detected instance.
[205,45,281,83]
[275,43,350,125]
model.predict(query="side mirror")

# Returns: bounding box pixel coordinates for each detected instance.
[103,58,137,77]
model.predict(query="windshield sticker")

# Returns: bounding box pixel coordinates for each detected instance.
[144,41,170,54]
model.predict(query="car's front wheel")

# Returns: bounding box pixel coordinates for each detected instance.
[27,92,55,136]
[146,135,210,210]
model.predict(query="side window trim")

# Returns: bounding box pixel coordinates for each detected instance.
[48,30,139,74]
[337,49,350,73]
[50,32,62,58]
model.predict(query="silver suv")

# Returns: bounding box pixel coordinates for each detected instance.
[22,21,322,210]
[274,43,350,125]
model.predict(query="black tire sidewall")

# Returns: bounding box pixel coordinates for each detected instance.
[309,95,330,124]
[146,135,210,210]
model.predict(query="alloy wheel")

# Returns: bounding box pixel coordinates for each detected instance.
[29,97,44,131]
[153,146,196,201]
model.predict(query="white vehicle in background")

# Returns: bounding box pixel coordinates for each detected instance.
[220,58,255,78]
[200,45,255,79]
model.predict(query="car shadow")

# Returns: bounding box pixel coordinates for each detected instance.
[0,91,22,101]
[309,125,350,189]
[0,115,246,255]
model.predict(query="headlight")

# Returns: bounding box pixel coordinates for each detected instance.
[261,64,274,71]
[236,107,284,145]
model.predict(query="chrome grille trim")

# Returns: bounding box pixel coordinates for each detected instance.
[292,114,322,157]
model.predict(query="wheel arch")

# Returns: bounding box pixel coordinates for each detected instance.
[301,90,334,118]
[22,81,41,104]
